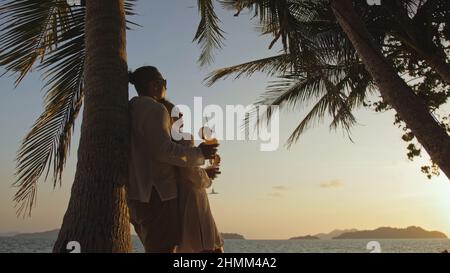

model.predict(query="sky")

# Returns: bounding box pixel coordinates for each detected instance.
[1,0,450,240]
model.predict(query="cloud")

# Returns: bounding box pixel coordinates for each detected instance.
[319,179,344,189]
[272,185,288,191]
[268,185,288,198]
[268,192,282,198]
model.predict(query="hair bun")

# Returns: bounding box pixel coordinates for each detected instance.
[128,70,136,85]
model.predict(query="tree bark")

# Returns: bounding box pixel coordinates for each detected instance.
[331,0,450,179]
[53,0,131,252]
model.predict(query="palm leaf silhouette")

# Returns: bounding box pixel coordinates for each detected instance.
[0,0,138,216]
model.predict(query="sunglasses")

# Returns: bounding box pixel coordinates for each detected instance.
[156,78,167,89]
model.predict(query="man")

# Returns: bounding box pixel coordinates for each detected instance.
[127,66,218,252]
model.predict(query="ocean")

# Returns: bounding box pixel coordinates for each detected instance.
[1,237,449,253]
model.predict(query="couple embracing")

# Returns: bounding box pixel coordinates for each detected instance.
[127,66,224,253]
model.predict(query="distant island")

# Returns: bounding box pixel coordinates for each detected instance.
[313,229,359,240]
[333,226,447,239]
[221,233,245,240]
[2,229,246,240]
[14,229,60,239]
[3,227,446,240]
[289,227,447,240]
[289,235,319,240]
[0,232,19,237]
[290,229,358,240]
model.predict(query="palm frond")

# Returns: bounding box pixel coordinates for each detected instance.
[0,0,138,216]
[217,0,376,146]
[257,74,325,108]
[10,2,84,217]
[0,0,71,84]
[204,53,294,86]
[248,61,373,147]
[194,0,226,66]
[262,75,357,148]
[286,92,332,147]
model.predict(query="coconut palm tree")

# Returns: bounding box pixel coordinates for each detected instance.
[218,0,450,82]
[0,0,223,252]
[206,0,450,179]
[331,0,450,179]
[51,0,133,252]
[0,0,137,252]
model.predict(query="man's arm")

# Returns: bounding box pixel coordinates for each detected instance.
[177,137,213,189]
[141,103,205,167]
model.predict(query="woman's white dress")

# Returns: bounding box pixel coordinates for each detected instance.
[176,139,224,253]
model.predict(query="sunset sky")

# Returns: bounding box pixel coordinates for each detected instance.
[1,1,450,239]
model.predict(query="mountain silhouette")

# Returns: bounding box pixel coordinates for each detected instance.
[333,226,447,239]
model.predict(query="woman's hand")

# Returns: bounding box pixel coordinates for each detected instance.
[205,167,221,180]
[199,143,219,160]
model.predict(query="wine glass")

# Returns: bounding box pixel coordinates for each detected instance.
[199,125,221,194]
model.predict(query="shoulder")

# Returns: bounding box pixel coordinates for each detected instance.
[129,96,167,115]
[129,96,160,108]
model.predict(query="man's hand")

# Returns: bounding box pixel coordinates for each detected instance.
[199,143,219,160]
[205,167,221,180]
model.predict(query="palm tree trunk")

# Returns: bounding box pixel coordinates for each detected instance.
[53,0,131,252]
[331,0,450,179]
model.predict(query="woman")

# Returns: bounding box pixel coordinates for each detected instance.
[159,99,224,253]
